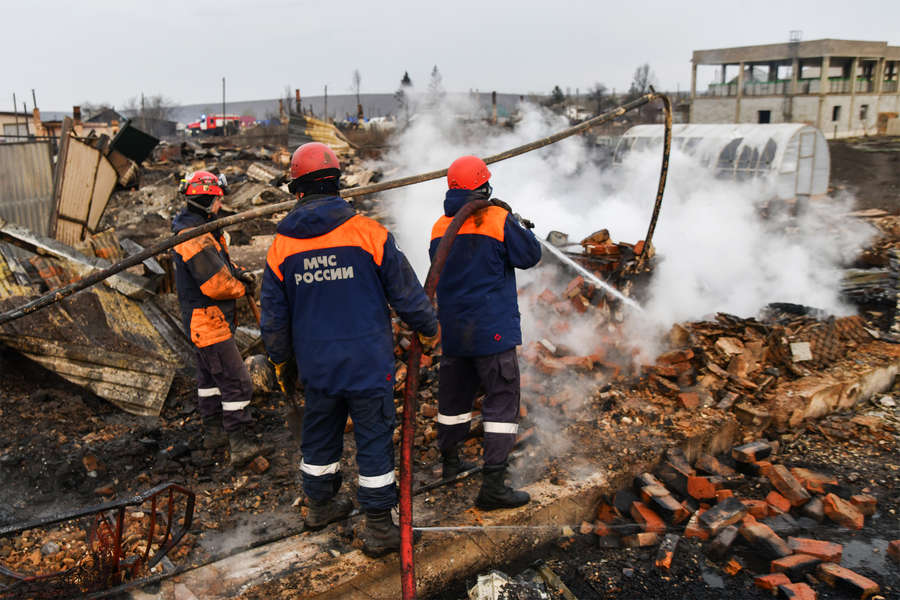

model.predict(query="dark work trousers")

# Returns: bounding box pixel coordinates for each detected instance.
[437,348,520,466]
[300,387,397,511]
[194,338,253,433]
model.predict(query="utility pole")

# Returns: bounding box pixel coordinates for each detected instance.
[141,92,146,132]
[324,84,328,123]
[12,93,19,137]
[22,102,30,136]
[222,76,226,135]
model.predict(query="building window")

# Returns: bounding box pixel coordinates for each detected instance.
[758,110,771,124]
[832,105,841,122]
[860,104,868,120]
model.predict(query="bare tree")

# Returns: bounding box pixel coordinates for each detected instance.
[628,63,657,98]
[80,101,116,120]
[587,83,609,112]
[124,94,175,121]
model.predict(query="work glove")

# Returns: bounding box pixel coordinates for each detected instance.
[268,357,298,397]
[417,328,440,349]
[234,266,258,294]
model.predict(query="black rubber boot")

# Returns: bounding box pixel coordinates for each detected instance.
[228,429,263,467]
[305,496,353,531]
[475,463,530,510]
[360,510,401,558]
[201,415,227,450]
[441,447,476,480]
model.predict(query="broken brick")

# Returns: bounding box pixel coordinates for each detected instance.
[849,494,876,517]
[634,472,665,489]
[656,348,694,364]
[622,532,660,547]
[767,464,811,507]
[731,440,772,463]
[654,533,679,570]
[677,392,700,410]
[771,553,822,579]
[708,525,739,560]
[740,522,792,559]
[631,501,666,534]
[755,573,791,593]
[640,483,669,502]
[596,501,617,523]
[816,562,880,599]
[683,513,709,540]
[699,497,748,535]
[695,453,738,478]
[563,275,585,298]
[739,498,768,519]
[756,460,775,478]
[723,558,742,576]
[536,288,559,306]
[801,496,825,522]
[666,447,696,476]
[823,494,864,530]
[647,493,691,524]
[716,489,734,501]
[887,540,900,563]
[787,537,842,562]
[790,467,837,495]
[777,582,817,600]
[766,491,792,514]
[687,475,718,501]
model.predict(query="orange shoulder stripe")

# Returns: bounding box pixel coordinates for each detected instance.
[266,214,388,281]
[175,231,221,261]
[430,205,507,242]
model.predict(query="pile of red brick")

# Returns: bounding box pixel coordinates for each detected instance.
[582,440,895,599]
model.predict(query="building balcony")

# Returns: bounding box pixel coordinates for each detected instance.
[703,77,889,97]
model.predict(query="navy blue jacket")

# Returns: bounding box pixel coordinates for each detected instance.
[261,195,437,397]
[171,209,246,348]
[430,190,541,357]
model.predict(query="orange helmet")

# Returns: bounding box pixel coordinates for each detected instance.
[183,171,225,197]
[447,155,491,190]
[290,142,340,181]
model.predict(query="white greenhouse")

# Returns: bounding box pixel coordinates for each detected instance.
[615,124,830,200]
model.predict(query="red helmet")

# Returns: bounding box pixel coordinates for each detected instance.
[447,155,491,190]
[290,142,340,181]
[183,171,224,196]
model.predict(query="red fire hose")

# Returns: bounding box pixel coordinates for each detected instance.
[399,197,490,600]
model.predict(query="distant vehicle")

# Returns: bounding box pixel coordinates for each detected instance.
[186,114,241,136]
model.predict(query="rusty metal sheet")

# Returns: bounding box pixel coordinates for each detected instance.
[0,141,54,236]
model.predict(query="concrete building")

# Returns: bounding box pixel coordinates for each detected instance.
[690,39,900,138]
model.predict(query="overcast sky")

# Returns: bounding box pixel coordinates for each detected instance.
[4,0,898,112]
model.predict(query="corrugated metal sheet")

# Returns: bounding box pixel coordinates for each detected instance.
[53,135,117,245]
[0,141,54,236]
[288,113,353,153]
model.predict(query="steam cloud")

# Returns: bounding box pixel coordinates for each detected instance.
[375,95,875,339]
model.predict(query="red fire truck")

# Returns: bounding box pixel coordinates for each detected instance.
[186,114,241,136]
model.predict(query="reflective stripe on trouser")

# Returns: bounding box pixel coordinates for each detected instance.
[437,348,520,466]
[301,387,397,511]
[195,339,253,432]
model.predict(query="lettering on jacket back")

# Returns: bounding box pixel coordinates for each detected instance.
[295,254,354,284]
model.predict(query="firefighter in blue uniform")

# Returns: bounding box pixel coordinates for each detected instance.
[430,155,541,509]
[260,142,438,557]
[171,171,263,467]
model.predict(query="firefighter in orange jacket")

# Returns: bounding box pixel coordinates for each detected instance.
[172,171,263,467]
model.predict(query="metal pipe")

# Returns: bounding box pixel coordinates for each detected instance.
[0,92,665,327]
[638,88,672,265]
[399,197,491,599]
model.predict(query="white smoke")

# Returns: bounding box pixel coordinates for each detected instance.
[375,97,875,337]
